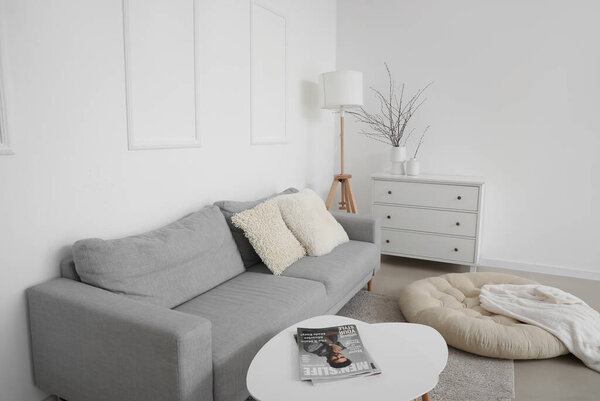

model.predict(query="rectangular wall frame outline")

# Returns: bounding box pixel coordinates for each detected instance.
[0,20,13,156]
[250,1,287,145]
[122,0,202,150]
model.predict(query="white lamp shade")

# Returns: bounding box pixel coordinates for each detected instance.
[321,70,363,109]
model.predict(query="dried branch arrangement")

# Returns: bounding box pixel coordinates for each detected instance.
[349,63,432,148]
[412,126,430,159]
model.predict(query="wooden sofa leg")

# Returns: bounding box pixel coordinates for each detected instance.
[367,277,374,291]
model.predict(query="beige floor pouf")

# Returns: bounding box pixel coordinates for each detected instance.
[399,272,569,359]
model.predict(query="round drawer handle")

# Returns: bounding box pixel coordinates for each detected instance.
[387,215,391,219]
[454,248,459,252]
[457,196,462,200]
[456,222,460,226]
[386,239,390,244]
[388,190,392,195]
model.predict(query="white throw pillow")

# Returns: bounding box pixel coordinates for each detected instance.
[276,188,349,256]
[231,200,305,275]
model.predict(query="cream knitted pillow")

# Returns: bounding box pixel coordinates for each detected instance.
[276,188,349,256]
[231,200,305,275]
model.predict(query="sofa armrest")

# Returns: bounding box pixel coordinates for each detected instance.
[333,212,381,249]
[27,278,212,401]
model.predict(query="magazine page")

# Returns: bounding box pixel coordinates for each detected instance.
[296,324,381,381]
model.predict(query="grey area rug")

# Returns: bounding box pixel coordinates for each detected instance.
[337,290,515,401]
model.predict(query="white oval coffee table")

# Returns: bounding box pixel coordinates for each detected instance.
[247,315,448,401]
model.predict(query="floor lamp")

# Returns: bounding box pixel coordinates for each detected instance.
[321,70,363,213]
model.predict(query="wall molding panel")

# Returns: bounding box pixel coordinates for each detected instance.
[0,32,12,155]
[250,1,287,145]
[0,86,11,155]
[122,0,201,150]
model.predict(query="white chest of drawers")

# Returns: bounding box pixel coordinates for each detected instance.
[371,173,484,271]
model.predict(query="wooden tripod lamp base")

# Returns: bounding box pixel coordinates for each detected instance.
[325,174,357,214]
[325,172,371,291]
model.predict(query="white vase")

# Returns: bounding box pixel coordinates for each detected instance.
[406,158,420,176]
[389,146,406,175]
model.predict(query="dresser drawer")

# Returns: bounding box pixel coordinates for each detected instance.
[381,229,476,264]
[373,180,479,211]
[373,205,478,237]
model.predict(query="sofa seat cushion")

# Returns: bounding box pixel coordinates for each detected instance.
[174,271,326,401]
[248,240,379,309]
[72,205,244,308]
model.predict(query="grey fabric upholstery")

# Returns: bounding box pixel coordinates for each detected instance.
[73,205,244,308]
[59,255,79,281]
[332,212,381,249]
[27,278,213,401]
[214,187,298,267]
[28,208,381,401]
[326,272,374,314]
[175,271,326,401]
[248,240,380,309]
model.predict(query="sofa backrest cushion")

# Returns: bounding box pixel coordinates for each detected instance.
[214,187,298,267]
[60,256,80,281]
[72,205,244,308]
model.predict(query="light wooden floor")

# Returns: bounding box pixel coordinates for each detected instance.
[371,255,600,401]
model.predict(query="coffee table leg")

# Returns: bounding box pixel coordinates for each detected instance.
[422,393,430,401]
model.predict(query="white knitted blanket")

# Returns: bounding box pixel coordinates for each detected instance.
[480,284,600,373]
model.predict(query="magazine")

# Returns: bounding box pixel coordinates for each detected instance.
[296,324,381,382]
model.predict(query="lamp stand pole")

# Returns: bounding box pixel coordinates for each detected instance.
[340,111,344,174]
[325,108,358,214]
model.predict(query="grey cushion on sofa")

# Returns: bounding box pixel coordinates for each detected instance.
[175,271,326,401]
[248,240,379,309]
[72,205,244,308]
[60,256,80,281]
[214,187,298,267]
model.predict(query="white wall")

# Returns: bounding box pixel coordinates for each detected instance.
[337,0,600,277]
[0,0,336,399]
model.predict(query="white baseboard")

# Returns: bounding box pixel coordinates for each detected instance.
[479,258,600,281]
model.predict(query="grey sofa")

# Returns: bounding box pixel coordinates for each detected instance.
[27,191,380,401]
